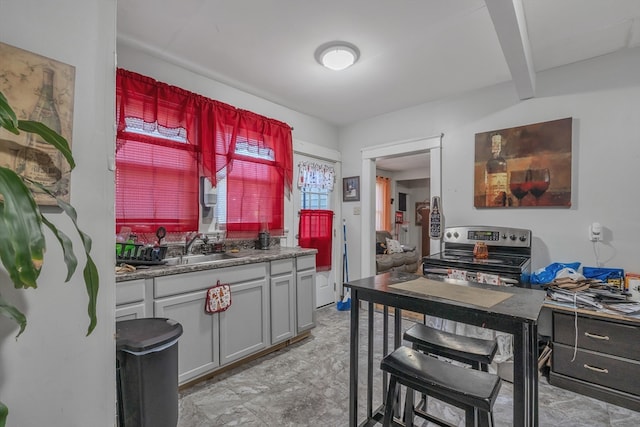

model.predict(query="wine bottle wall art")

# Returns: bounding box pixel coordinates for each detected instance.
[474,118,572,208]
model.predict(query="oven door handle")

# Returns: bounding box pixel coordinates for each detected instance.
[423,268,449,275]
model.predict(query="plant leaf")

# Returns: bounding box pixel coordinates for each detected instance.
[0,398,7,427]
[31,180,99,335]
[84,255,99,335]
[0,91,20,134]
[55,196,93,253]
[0,167,45,289]
[41,215,78,282]
[0,292,27,338]
[17,120,75,169]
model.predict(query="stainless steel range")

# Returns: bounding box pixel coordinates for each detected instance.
[423,225,532,287]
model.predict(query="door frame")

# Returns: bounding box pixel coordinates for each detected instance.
[360,135,442,278]
[289,139,342,305]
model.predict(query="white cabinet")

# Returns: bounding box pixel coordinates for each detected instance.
[296,255,316,333]
[219,276,269,365]
[270,259,295,344]
[115,279,148,321]
[153,262,268,383]
[154,289,219,384]
[115,253,315,385]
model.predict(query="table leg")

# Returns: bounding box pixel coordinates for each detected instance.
[513,322,539,427]
[368,302,375,418]
[349,289,359,427]
[383,306,389,405]
[527,323,539,426]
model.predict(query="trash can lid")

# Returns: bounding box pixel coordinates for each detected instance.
[116,318,183,352]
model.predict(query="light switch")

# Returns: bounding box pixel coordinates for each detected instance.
[354,206,361,215]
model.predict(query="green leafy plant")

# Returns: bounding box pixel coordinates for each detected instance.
[0,90,99,427]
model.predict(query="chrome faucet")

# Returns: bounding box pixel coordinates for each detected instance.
[185,232,208,254]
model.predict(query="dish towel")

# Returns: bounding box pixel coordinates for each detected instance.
[298,209,333,271]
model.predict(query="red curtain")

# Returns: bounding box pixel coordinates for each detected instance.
[226,158,284,238]
[298,209,333,271]
[115,138,199,233]
[116,69,293,235]
[115,70,199,233]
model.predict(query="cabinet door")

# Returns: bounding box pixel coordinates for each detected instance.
[155,290,219,384]
[296,268,316,333]
[115,302,146,322]
[271,269,295,344]
[116,279,149,321]
[219,278,269,365]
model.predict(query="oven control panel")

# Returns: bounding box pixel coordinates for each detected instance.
[443,226,531,248]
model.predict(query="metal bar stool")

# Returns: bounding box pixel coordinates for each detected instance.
[380,346,501,427]
[403,323,499,426]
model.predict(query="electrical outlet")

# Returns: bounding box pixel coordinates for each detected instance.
[589,222,602,241]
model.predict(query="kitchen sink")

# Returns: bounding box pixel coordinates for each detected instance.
[165,252,236,266]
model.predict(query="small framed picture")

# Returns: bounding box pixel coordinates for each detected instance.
[343,176,360,202]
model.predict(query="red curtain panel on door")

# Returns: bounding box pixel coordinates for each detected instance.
[298,209,333,271]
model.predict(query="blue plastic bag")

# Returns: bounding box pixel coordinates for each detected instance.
[582,267,624,287]
[530,262,581,285]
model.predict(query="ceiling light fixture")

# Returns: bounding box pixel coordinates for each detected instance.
[315,41,360,71]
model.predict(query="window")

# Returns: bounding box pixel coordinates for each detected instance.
[115,122,198,233]
[116,69,293,237]
[297,161,334,209]
[215,141,274,225]
[375,176,391,231]
[214,133,286,239]
[301,191,329,209]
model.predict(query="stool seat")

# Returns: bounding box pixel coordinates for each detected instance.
[382,346,501,414]
[403,323,498,368]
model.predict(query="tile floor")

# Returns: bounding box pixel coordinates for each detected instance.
[178,304,640,426]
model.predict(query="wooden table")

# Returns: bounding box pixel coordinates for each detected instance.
[345,272,546,427]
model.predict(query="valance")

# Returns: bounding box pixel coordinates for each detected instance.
[297,161,335,192]
[116,69,293,193]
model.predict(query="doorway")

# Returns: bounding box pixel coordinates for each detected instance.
[292,148,341,308]
[360,135,442,278]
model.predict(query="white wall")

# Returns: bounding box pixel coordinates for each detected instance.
[0,1,116,426]
[340,47,640,279]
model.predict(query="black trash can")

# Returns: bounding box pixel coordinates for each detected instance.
[116,318,183,427]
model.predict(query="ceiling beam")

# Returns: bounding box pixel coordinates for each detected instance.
[486,0,536,100]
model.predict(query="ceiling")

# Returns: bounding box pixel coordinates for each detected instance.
[117,0,640,128]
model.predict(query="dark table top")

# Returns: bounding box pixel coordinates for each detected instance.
[345,271,546,331]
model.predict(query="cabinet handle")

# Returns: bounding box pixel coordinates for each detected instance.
[583,364,609,374]
[584,332,609,340]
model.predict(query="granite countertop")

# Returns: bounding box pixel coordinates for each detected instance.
[116,247,317,282]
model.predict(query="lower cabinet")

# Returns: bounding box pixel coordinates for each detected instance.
[115,278,148,321]
[270,259,295,344]
[115,303,146,321]
[219,277,269,365]
[549,309,640,411]
[154,289,219,384]
[153,262,269,384]
[296,255,316,333]
[115,253,316,385]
